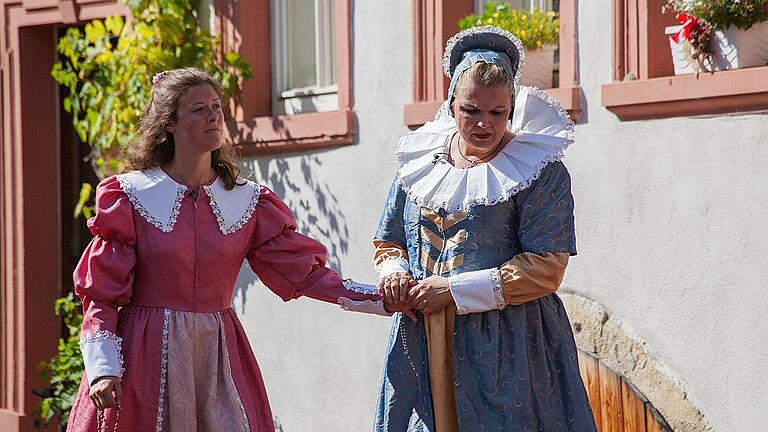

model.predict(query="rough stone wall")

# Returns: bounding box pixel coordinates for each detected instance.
[561,292,712,432]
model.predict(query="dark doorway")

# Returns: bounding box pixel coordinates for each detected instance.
[57,24,100,305]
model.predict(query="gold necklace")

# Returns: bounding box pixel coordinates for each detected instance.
[452,132,506,168]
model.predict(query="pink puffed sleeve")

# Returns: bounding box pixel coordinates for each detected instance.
[247,187,387,314]
[73,176,137,384]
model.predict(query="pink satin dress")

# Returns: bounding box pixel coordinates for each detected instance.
[66,173,382,432]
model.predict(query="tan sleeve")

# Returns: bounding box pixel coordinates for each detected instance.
[372,239,408,267]
[373,238,410,277]
[500,252,570,305]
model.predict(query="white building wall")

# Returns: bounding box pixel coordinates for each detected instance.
[564,2,768,432]
[235,1,768,431]
[234,2,412,431]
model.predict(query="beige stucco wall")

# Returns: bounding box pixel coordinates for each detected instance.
[564,2,768,431]
[234,1,768,431]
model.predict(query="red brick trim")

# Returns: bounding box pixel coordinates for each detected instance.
[404,101,443,126]
[547,86,582,113]
[233,110,354,156]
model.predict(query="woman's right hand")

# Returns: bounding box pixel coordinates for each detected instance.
[89,376,122,410]
[378,272,417,305]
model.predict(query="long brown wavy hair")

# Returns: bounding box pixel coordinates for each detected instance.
[124,68,242,189]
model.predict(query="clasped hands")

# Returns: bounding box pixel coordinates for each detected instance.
[379,272,455,321]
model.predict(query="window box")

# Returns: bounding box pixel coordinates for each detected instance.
[666,22,768,75]
[602,0,768,120]
[523,45,556,90]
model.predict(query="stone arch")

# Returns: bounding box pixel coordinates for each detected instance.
[560,292,712,432]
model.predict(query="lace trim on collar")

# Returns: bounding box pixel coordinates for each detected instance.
[203,180,261,235]
[394,85,574,213]
[116,168,186,233]
[116,169,262,235]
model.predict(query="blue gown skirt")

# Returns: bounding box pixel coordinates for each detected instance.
[373,293,597,432]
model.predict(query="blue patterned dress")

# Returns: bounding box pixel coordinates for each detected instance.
[372,87,597,432]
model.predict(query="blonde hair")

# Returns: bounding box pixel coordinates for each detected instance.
[453,61,515,101]
[124,68,242,190]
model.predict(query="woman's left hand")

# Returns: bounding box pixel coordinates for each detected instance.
[409,275,456,314]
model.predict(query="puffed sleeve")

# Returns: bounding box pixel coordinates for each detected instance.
[372,179,410,278]
[448,162,577,314]
[73,176,137,384]
[247,187,388,315]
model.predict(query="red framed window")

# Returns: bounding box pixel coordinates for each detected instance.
[601,0,768,120]
[404,0,582,127]
[214,0,355,155]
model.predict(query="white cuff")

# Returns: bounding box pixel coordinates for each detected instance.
[376,257,410,278]
[80,330,124,385]
[338,297,391,316]
[448,268,505,315]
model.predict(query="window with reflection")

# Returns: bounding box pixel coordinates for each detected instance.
[271,0,338,115]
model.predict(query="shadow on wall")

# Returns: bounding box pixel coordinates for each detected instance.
[233,154,350,311]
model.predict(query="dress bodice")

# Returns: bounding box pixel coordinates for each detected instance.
[378,160,577,281]
[77,168,382,317]
[400,199,521,280]
[130,190,254,312]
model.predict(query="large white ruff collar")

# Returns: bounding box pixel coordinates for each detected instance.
[116,168,261,234]
[395,85,574,213]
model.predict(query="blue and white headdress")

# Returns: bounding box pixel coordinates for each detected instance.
[443,25,525,106]
[392,26,575,213]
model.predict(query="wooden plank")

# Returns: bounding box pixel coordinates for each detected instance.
[578,351,603,432]
[598,361,624,432]
[645,405,660,432]
[645,404,672,432]
[621,379,647,432]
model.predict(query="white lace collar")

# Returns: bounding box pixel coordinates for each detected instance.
[116,168,261,235]
[203,178,261,235]
[395,85,574,213]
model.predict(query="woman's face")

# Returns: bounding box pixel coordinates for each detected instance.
[451,84,512,150]
[166,84,224,155]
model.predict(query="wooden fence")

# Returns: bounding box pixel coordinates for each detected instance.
[578,350,673,432]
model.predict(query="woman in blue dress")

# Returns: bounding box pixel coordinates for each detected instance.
[372,26,597,431]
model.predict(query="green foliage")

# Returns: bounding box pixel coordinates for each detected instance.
[33,293,84,428]
[663,0,768,30]
[39,1,253,428]
[73,182,94,219]
[459,1,559,51]
[52,0,252,180]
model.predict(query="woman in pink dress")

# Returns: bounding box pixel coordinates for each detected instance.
[66,68,391,431]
